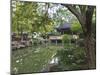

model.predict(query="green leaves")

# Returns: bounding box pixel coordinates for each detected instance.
[56,45,86,70]
[12,1,54,34]
[62,34,72,43]
[71,20,83,34]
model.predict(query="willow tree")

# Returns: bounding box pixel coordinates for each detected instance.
[62,4,96,69]
[12,1,36,36]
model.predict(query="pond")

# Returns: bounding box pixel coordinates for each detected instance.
[11,46,62,74]
[50,57,58,64]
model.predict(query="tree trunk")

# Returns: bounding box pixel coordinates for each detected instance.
[84,32,96,69]
[84,6,96,69]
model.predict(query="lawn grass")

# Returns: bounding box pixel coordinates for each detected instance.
[11,46,62,74]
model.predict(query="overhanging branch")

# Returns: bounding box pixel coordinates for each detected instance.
[62,4,80,18]
[61,4,86,32]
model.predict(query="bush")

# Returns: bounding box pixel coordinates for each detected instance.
[62,34,72,43]
[56,45,86,70]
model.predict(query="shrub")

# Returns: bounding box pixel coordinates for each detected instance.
[62,34,72,43]
[56,45,86,70]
